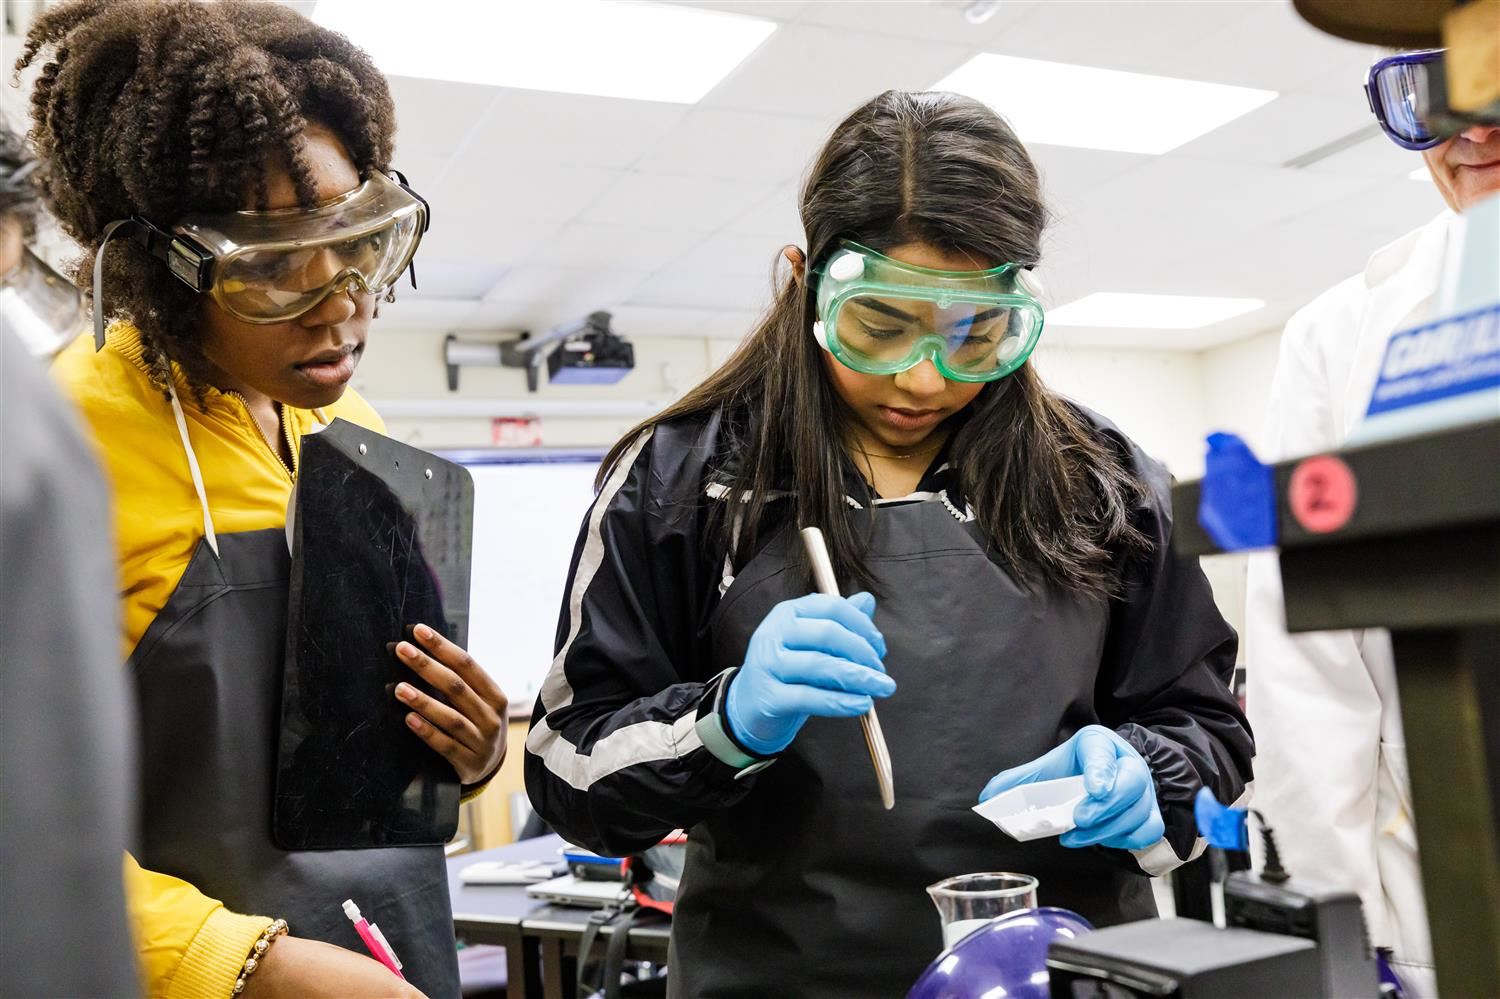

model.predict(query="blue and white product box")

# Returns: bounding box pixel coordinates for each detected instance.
[1355,301,1500,445]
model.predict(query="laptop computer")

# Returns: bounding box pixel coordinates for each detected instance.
[525,874,634,909]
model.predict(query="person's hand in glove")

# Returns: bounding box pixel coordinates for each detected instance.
[978,725,1165,851]
[724,592,894,756]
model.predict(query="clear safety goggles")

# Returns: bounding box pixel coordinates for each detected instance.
[1,245,86,358]
[94,170,429,348]
[1365,49,1448,150]
[812,241,1044,383]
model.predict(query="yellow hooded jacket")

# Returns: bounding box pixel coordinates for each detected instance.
[53,324,384,998]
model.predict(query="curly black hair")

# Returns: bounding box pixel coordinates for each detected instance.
[16,0,397,390]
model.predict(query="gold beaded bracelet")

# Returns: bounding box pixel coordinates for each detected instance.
[231,918,289,996]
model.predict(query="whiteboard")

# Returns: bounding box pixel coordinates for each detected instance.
[450,453,603,712]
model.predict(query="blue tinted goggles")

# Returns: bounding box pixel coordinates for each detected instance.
[1365,49,1447,150]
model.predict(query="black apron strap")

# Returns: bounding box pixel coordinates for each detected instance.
[577,907,618,998]
[602,907,641,999]
[577,904,644,999]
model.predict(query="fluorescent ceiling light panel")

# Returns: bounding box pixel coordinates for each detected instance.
[1050,293,1264,329]
[933,54,1277,154]
[313,0,775,104]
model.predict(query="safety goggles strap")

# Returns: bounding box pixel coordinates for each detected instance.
[92,218,138,351]
[390,168,429,293]
[92,215,216,350]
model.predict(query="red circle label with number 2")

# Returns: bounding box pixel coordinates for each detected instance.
[1289,455,1358,533]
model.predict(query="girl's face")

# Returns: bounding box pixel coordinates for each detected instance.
[821,241,989,452]
[198,123,375,410]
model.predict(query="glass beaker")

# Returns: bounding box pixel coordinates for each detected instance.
[926,872,1040,948]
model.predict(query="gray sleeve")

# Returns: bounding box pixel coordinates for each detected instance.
[0,332,140,997]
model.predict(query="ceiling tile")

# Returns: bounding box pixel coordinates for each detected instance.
[417,215,563,266]
[1302,132,1427,179]
[528,223,697,270]
[976,1,1257,76]
[721,184,802,240]
[453,300,532,332]
[609,304,761,339]
[462,90,690,170]
[1169,1,1381,95]
[1048,157,1379,270]
[483,265,652,306]
[376,296,479,333]
[1174,93,1374,167]
[438,161,626,225]
[456,296,628,335]
[667,230,790,277]
[386,75,501,185]
[700,23,971,118]
[578,173,777,232]
[1039,318,1282,352]
[633,108,833,183]
[628,269,776,311]
[660,0,808,19]
[1294,44,1389,99]
[405,261,510,300]
[1279,178,1447,244]
[1148,222,1375,306]
[799,0,1041,44]
[1029,145,1152,204]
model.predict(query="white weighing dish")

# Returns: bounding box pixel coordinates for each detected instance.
[972,775,1088,842]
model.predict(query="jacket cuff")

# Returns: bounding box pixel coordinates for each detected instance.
[164,909,274,999]
[460,758,505,802]
[694,669,776,778]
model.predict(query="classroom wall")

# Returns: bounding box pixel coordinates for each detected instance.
[1200,328,1285,457]
[1032,344,1210,478]
[1188,327,1285,657]
[358,325,1290,481]
[357,330,700,449]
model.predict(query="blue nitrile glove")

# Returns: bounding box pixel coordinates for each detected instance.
[978,725,1165,851]
[724,592,895,756]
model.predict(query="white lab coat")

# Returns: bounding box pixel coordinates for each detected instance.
[1245,210,1455,997]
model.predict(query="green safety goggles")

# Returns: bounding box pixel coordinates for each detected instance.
[812,241,1044,382]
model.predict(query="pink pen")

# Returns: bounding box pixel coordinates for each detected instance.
[343,899,405,979]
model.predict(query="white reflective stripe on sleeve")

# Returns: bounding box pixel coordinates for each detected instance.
[1131,837,1192,877]
[535,428,654,715]
[526,710,703,792]
[1130,780,1255,876]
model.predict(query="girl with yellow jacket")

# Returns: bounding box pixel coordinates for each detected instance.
[23,2,508,996]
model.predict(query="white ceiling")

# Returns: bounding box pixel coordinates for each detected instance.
[372,0,1445,351]
[5,0,1448,352]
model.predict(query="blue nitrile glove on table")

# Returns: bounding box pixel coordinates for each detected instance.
[724,592,895,756]
[979,725,1165,851]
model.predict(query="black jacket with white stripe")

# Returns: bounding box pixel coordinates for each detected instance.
[523,405,1253,871]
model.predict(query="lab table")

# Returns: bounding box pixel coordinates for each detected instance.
[1172,419,1500,997]
[447,834,671,999]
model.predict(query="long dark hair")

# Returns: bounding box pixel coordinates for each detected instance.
[602,90,1149,596]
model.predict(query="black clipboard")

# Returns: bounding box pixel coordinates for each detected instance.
[273,419,474,850]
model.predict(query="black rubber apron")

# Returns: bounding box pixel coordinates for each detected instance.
[129,391,460,998]
[669,499,1156,999]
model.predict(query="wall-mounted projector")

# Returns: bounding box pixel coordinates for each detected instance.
[546,313,635,386]
[444,311,634,392]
